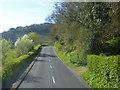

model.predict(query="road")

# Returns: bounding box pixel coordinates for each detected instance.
[19,46,89,88]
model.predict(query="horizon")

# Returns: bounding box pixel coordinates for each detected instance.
[0,22,53,33]
[0,0,56,33]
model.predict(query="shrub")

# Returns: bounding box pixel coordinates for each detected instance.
[83,55,120,88]
[105,36,120,55]
[106,37,120,47]
[2,44,41,86]
[28,51,35,56]
[67,50,78,63]
[67,50,87,65]
[2,54,30,84]
[15,34,34,55]
[34,45,41,51]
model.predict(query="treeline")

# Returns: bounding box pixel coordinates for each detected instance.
[47,2,120,88]
[47,2,120,64]
[1,23,53,45]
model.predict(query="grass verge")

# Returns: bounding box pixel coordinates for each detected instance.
[53,45,88,80]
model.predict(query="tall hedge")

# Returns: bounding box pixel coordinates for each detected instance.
[87,55,120,88]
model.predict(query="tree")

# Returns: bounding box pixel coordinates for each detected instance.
[84,2,120,54]
[28,32,38,45]
[47,2,120,60]
[15,34,34,56]
[46,2,85,25]
[0,39,11,65]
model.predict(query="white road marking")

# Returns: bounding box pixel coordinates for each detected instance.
[52,76,56,84]
[50,65,52,69]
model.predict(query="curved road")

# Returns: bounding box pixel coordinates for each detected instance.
[19,46,89,88]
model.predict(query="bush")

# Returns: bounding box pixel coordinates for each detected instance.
[82,55,120,88]
[15,34,34,56]
[67,50,87,65]
[67,50,78,63]
[106,37,120,47]
[28,51,35,56]
[33,45,41,51]
[2,44,41,86]
[54,44,73,66]
[54,41,87,66]
[105,36,120,55]
[2,54,30,84]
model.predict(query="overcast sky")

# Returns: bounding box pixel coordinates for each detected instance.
[0,0,57,33]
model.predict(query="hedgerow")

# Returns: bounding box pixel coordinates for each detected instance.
[82,55,120,88]
[2,44,41,86]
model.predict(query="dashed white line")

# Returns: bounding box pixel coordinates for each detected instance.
[52,76,56,84]
[50,65,52,69]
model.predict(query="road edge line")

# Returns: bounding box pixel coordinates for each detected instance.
[52,47,91,88]
[10,47,42,89]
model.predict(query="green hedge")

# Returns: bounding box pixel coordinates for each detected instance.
[67,50,87,65]
[67,50,78,63]
[83,55,120,88]
[2,44,41,86]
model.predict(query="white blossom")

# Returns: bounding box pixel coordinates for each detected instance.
[15,34,34,55]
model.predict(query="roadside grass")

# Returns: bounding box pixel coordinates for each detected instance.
[53,45,87,77]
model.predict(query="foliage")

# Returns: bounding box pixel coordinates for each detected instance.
[37,34,53,46]
[106,36,120,47]
[47,2,120,54]
[1,23,53,46]
[82,55,120,88]
[47,2,120,88]
[15,34,34,56]
[54,43,74,67]
[28,32,38,45]
[28,51,35,56]
[54,42,87,66]
[84,2,120,54]
[101,36,120,55]
[0,39,12,65]
[2,44,41,86]
[50,22,90,65]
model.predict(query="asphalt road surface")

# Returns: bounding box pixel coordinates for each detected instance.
[19,46,89,88]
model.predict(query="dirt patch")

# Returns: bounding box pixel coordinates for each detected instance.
[66,65,91,88]
[69,66,87,77]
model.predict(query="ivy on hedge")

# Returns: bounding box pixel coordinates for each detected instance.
[86,55,120,88]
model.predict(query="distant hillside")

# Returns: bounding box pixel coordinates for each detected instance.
[2,23,53,45]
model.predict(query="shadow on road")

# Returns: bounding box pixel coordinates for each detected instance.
[39,53,57,58]
[36,59,50,62]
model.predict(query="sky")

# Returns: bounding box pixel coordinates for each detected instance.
[1,0,118,33]
[0,0,58,33]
